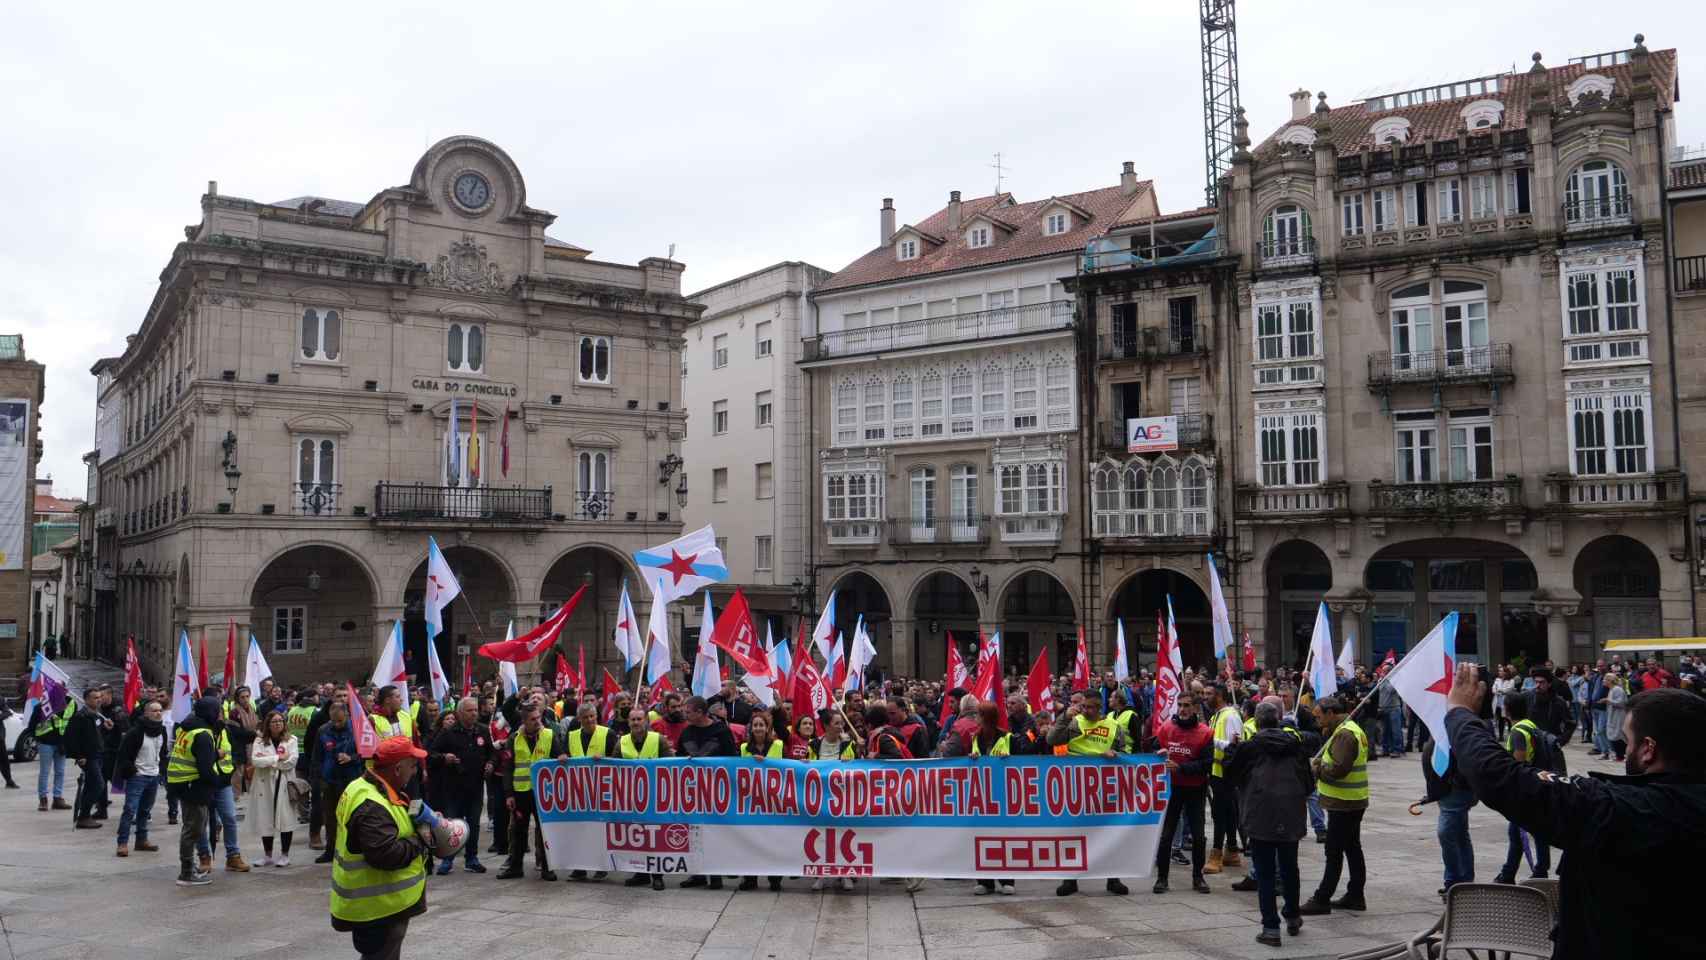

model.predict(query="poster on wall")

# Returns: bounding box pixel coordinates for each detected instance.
[0,399,28,570]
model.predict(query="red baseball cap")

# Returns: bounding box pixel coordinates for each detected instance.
[374,736,427,764]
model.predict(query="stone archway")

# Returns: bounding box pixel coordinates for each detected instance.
[1364,537,1540,665]
[910,570,979,681]
[540,544,643,682]
[248,544,378,686]
[403,545,515,692]
[998,570,1075,678]
[824,571,892,677]
[1574,535,1661,655]
[1106,568,1212,674]
[1265,539,1332,670]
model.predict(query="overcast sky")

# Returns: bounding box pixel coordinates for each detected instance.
[3,1,1698,498]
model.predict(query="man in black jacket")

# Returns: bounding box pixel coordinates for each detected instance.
[1446,662,1706,959]
[1526,669,1574,741]
[168,696,222,885]
[65,686,115,828]
[428,696,490,875]
[1224,701,1314,946]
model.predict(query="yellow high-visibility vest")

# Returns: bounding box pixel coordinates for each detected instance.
[329,777,425,924]
[568,725,610,759]
[512,728,556,792]
[740,740,784,758]
[1316,719,1369,802]
[619,731,662,759]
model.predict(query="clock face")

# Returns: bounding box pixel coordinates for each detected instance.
[452,172,491,211]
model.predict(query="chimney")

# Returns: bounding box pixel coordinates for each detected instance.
[880,198,896,245]
[1120,161,1138,196]
[1290,89,1312,122]
[947,190,962,231]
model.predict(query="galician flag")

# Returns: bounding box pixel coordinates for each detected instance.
[371,620,411,711]
[1207,552,1234,661]
[1307,602,1337,699]
[691,591,720,698]
[425,636,451,704]
[644,577,673,684]
[1337,629,1358,677]
[1112,618,1130,682]
[634,525,728,605]
[847,615,877,692]
[1383,611,1461,775]
[244,632,273,693]
[169,630,199,726]
[424,536,462,641]
[613,581,643,669]
[811,590,839,667]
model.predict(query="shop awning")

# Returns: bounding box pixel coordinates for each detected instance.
[1603,637,1706,652]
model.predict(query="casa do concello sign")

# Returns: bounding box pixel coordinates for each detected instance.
[410,377,520,400]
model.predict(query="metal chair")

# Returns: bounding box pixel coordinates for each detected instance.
[1405,883,1553,959]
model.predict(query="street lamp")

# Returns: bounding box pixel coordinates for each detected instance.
[676,471,689,508]
[221,430,242,503]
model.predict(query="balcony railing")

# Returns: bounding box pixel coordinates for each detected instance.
[295,482,341,516]
[1562,192,1631,229]
[1097,329,1202,361]
[1076,232,1223,274]
[1260,235,1316,265]
[825,519,882,546]
[1367,477,1524,516]
[573,490,615,520]
[1677,255,1706,294]
[1096,413,1213,451]
[1543,471,1685,513]
[1235,482,1351,520]
[372,482,553,523]
[802,300,1073,361]
[887,514,990,546]
[1367,343,1515,388]
[998,512,1064,544]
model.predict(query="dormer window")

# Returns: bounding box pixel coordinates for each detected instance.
[969,226,991,248]
[897,238,918,261]
[1045,212,1069,236]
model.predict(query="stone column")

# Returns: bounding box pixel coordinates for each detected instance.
[1531,588,1582,668]
[887,617,913,680]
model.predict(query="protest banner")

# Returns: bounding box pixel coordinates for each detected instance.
[531,754,1170,880]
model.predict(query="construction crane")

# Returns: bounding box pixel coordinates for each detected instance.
[1199,0,1241,207]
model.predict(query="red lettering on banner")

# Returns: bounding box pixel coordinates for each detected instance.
[973,835,1087,873]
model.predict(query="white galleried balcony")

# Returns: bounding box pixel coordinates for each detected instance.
[803,300,1073,361]
[1091,454,1215,538]
[994,447,1067,545]
[1544,471,1685,514]
[823,458,883,546]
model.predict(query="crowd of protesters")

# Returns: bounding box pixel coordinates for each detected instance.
[13,648,1705,951]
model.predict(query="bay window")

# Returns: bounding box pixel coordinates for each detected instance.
[1256,402,1322,487]
[1560,246,1647,366]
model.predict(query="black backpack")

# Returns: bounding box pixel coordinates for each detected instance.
[1520,723,1568,776]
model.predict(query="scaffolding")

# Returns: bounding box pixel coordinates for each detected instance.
[1199,0,1240,207]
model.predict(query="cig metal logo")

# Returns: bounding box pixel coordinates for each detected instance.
[802,827,874,876]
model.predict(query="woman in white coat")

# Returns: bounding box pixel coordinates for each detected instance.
[248,711,299,866]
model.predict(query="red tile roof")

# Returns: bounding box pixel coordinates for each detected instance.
[34,493,81,515]
[1114,205,1217,230]
[1254,50,1677,159]
[819,182,1155,292]
[1673,160,1706,191]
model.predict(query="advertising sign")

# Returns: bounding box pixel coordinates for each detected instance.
[1126,415,1178,453]
[0,399,29,570]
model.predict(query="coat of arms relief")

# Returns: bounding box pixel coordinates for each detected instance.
[428,233,507,294]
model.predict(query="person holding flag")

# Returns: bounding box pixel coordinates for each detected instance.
[25,650,75,810]
[1299,691,1370,915]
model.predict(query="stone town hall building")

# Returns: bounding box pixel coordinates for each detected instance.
[89,137,697,685]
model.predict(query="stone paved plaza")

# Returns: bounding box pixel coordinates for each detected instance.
[0,690,1589,960]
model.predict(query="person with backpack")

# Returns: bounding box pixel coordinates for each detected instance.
[1494,692,1555,883]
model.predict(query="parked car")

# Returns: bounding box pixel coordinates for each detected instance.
[2,699,34,761]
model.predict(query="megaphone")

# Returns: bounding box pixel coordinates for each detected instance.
[408,799,469,859]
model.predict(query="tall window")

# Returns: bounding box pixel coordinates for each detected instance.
[755,390,773,427]
[1340,192,1365,236]
[577,450,609,494]
[300,308,341,362]
[754,536,773,572]
[910,467,936,532]
[949,366,974,435]
[1390,283,1434,373]
[446,323,484,373]
[1045,357,1072,429]
[1371,187,1396,232]
[1572,393,1607,474]
[1469,174,1497,219]
[1394,412,1438,483]
[950,465,978,526]
[1447,410,1494,481]
[273,606,306,655]
[1167,297,1196,352]
[712,467,728,502]
[712,399,728,435]
[754,321,772,358]
[712,334,728,369]
[1565,160,1629,223]
[1436,179,1463,223]
[921,368,944,437]
[296,436,337,514]
[835,379,858,444]
[1612,392,1648,473]
[980,361,1005,436]
[578,335,610,384]
[1406,181,1431,227]
[862,375,886,440]
[1442,282,1490,369]
[1011,361,1036,430]
[1504,169,1531,215]
[755,462,774,499]
[1258,409,1322,486]
[1263,204,1309,257]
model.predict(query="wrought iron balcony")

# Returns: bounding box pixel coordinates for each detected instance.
[1367,343,1515,390]
[1367,477,1524,517]
[997,512,1064,544]
[372,482,553,524]
[1259,235,1316,266]
[295,482,342,516]
[1096,413,1213,452]
[573,490,615,520]
[1562,192,1632,230]
[1234,482,1351,521]
[1542,471,1685,515]
[802,300,1073,362]
[886,514,989,546]
[1677,254,1706,294]
[1096,329,1203,361]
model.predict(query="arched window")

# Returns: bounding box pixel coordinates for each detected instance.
[578,336,611,384]
[1181,459,1209,535]
[577,451,611,518]
[300,308,340,362]
[1151,460,1179,535]
[1122,464,1146,536]
[447,323,485,373]
[1390,283,1434,373]
[862,374,886,441]
[1565,160,1629,224]
[1262,204,1311,259]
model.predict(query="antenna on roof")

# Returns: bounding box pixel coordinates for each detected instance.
[989,152,1009,196]
[667,243,676,260]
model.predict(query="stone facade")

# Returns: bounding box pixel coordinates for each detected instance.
[92,137,698,688]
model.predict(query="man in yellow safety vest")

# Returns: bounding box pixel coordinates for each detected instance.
[563,701,615,882]
[370,686,414,742]
[495,703,566,881]
[1046,692,1131,898]
[1206,683,1246,875]
[165,696,222,886]
[329,736,431,960]
[1300,695,1368,915]
[618,705,671,891]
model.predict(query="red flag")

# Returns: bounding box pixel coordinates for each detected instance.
[720,661,730,683]
[830,652,847,693]
[791,655,829,721]
[706,589,772,676]
[577,645,587,700]
[1375,647,1397,679]
[197,634,210,691]
[123,635,143,714]
[224,620,237,688]
[500,402,511,478]
[1242,631,1257,674]
[940,632,969,725]
[1025,648,1054,716]
[599,668,621,722]
[972,629,1000,701]
[478,585,587,662]
[555,654,573,694]
[348,682,378,757]
[1071,624,1090,692]
[788,618,811,695]
[647,675,674,709]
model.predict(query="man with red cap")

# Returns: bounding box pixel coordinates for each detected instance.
[330,737,433,960]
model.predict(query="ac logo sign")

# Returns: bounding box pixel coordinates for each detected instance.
[802,827,874,877]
